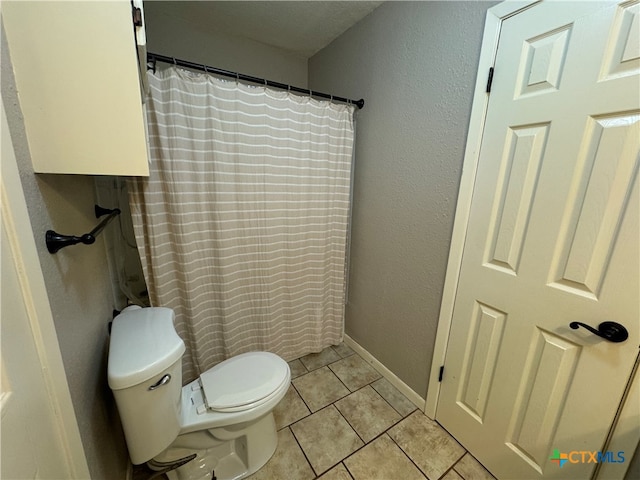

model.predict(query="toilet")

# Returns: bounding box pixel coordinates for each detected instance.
[107,306,290,480]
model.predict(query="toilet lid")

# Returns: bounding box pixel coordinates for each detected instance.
[200,352,289,411]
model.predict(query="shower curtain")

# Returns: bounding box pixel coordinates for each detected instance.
[129,66,355,382]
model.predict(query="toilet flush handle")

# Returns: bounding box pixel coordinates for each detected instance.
[148,374,171,391]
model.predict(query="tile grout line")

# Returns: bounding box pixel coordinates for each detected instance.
[314,387,416,478]
[332,392,367,446]
[385,425,430,480]
[370,380,418,419]
[287,347,433,479]
[301,350,415,421]
[342,461,356,480]
[324,356,355,393]
[283,425,318,479]
[289,381,313,420]
[332,384,409,445]
[288,376,375,477]
[444,450,468,479]
[337,428,429,480]
[441,462,462,480]
[287,350,416,462]
[290,403,352,479]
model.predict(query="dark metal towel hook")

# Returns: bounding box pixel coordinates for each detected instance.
[46,205,121,254]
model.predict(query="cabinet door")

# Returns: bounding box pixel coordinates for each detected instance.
[3,0,149,176]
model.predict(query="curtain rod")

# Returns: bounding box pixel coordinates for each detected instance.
[147,52,364,110]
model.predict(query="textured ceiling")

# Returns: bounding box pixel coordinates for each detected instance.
[144,1,384,57]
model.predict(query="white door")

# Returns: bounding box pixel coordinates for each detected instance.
[437,2,639,479]
[1,101,90,477]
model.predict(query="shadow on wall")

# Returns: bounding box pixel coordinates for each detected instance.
[95,176,149,310]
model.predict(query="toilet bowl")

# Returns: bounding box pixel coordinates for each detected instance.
[107,306,290,480]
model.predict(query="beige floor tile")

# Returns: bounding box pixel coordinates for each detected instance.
[291,405,364,475]
[371,378,417,417]
[388,411,465,480]
[299,347,341,371]
[292,366,349,412]
[334,385,401,442]
[317,463,352,480]
[273,386,310,429]
[288,359,308,379]
[453,453,496,480]
[344,434,425,480]
[329,354,381,391]
[332,343,355,358]
[246,427,314,480]
[299,347,341,372]
[442,469,464,480]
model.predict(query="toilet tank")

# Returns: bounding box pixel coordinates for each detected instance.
[107,306,186,464]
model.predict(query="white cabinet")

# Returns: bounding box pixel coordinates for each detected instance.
[2,0,149,176]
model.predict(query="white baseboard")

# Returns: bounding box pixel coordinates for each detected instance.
[343,335,426,412]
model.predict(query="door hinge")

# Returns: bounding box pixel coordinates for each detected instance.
[132,6,143,27]
[438,366,445,382]
[486,67,495,93]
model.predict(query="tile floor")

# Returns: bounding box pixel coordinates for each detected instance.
[133,344,496,480]
[245,344,496,480]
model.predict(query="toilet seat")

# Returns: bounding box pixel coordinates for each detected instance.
[200,352,289,413]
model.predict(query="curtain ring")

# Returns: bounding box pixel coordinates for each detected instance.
[172,57,177,66]
[204,64,209,74]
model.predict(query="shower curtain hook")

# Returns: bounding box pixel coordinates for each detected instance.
[172,57,177,66]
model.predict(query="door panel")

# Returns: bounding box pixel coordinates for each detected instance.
[484,123,549,275]
[457,302,506,423]
[506,329,581,472]
[601,1,639,80]
[437,2,639,479]
[549,111,639,299]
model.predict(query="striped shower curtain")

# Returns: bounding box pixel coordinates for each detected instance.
[128,66,355,382]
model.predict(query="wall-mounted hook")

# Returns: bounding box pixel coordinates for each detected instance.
[46,205,121,254]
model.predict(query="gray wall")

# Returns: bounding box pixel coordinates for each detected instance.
[309,1,494,397]
[1,26,128,480]
[144,3,308,87]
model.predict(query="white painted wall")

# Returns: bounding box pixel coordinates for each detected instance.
[309,1,496,397]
